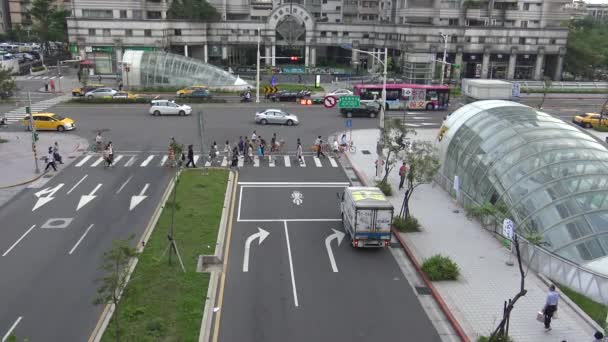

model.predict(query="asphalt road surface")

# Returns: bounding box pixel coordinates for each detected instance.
[0,156,173,341]
[215,166,441,342]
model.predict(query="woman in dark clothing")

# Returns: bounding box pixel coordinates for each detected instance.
[186,144,195,167]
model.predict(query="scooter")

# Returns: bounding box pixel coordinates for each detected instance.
[240,94,252,103]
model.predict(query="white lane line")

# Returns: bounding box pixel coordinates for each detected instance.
[116,175,133,194]
[237,186,243,221]
[2,316,23,342]
[68,224,94,255]
[237,156,244,167]
[112,155,124,165]
[253,156,259,167]
[124,156,136,167]
[328,157,338,167]
[75,155,92,167]
[239,218,342,222]
[283,221,299,307]
[299,156,306,167]
[91,157,104,167]
[221,156,228,167]
[67,175,88,194]
[193,155,200,165]
[284,155,291,167]
[160,155,168,166]
[2,225,36,257]
[313,156,322,167]
[140,155,155,167]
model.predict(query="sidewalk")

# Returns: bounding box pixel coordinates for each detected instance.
[346,128,598,342]
[0,131,88,207]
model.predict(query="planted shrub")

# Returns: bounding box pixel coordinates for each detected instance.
[477,335,514,342]
[31,66,46,72]
[375,181,392,196]
[393,216,421,232]
[69,97,150,104]
[421,254,460,281]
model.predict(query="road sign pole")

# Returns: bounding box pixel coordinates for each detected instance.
[256,27,261,104]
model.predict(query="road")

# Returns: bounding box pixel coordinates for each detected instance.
[215,166,441,342]
[0,156,172,341]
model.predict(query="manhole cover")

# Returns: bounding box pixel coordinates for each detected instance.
[415,286,432,295]
[361,150,371,155]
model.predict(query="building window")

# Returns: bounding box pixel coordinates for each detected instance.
[448,18,458,26]
[362,33,369,38]
[323,0,327,3]
[550,38,556,44]
[521,20,528,28]
[335,18,340,22]
[336,6,341,10]
[332,31,338,37]
[147,11,162,19]
[120,10,127,18]
[125,29,133,37]
[103,29,111,37]
[343,31,348,36]
[144,29,152,37]
[174,29,182,36]
[519,37,526,44]
[88,29,96,36]
[82,9,113,18]
[465,36,471,43]
[478,37,485,43]
[523,3,530,10]
[133,10,143,19]
[320,31,327,37]
[450,35,457,43]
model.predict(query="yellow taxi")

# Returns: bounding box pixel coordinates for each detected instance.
[176,85,208,97]
[72,84,105,97]
[112,91,139,99]
[572,112,605,128]
[23,113,76,132]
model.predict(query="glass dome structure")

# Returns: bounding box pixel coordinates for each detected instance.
[121,50,249,90]
[439,100,608,268]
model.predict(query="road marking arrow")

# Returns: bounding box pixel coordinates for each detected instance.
[77,183,102,211]
[325,228,346,273]
[32,183,64,211]
[243,227,270,272]
[130,183,149,211]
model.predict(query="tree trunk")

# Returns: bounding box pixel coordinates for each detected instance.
[114,296,120,342]
[403,187,413,219]
[381,150,392,184]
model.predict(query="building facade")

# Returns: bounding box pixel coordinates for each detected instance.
[586,3,608,21]
[66,0,586,81]
[5,0,69,30]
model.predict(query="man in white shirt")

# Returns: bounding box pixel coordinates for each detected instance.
[543,284,559,331]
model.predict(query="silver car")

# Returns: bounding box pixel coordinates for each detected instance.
[84,87,118,98]
[255,109,299,126]
[326,88,353,98]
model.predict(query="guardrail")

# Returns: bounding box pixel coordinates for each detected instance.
[513,81,608,89]
[434,171,608,304]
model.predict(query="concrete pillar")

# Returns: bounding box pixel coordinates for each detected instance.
[351,48,359,67]
[184,45,189,57]
[203,43,208,63]
[221,45,228,61]
[507,48,517,80]
[265,46,271,66]
[371,48,376,70]
[305,45,310,67]
[533,48,545,81]
[271,45,276,67]
[481,51,490,79]
[454,49,463,81]
[311,47,317,66]
[554,50,565,81]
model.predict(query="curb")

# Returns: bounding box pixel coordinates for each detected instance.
[536,273,605,333]
[88,169,178,342]
[199,170,238,342]
[344,151,470,342]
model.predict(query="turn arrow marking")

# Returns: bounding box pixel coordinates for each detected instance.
[129,183,149,211]
[243,227,270,272]
[32,183,64,211]
[77,184,102,211]
[325,228,346,273]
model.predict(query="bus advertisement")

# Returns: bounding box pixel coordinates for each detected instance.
[353,83,450,111]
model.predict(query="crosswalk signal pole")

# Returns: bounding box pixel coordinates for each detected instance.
[256,26,261,104]
[27,91,40,174]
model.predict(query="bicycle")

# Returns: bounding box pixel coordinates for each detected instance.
[339,140,356,153]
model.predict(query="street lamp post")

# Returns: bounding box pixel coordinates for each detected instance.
[256,27,261,103]
[440,33,449,85]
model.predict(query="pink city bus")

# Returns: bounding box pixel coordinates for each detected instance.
[353,83,450,111]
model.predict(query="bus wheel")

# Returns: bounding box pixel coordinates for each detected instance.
[426,103,434,110]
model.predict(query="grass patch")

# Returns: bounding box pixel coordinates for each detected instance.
[101,169,229,342]
[421,254,460,281]
[393,216,421,232]
[450,87,461,96]
[522,88,608,94]
[555,282,608,326]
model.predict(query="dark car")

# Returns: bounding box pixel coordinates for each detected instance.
[268,89,312,102]
[340,102,381,118]
[185,89,212,99]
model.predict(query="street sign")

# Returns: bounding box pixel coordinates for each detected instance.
[345,119,352,128]
[323,95,337,109]
[502,218,515,240]
[338,95,360,109]
[263,86,278,95]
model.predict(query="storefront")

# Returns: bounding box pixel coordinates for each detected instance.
[85,46,115,74]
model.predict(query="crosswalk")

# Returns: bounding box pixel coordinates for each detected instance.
[72,153,341,169]
[14,75,64,81]
[385,111,443,128]
[3,94,72,123]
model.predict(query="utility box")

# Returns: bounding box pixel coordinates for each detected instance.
[461,79,518,101]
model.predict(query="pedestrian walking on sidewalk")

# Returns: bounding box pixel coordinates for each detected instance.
[543,284,559,331]
[224,140,231,155]
[44,147,57,172]
[118,81,123,91]
[593,331,604,342]
[251,130,257,144]
[53,141,64,164]
[44,81,49,92]
[259,136,266,157]
[186,144,195,167]
[398,162,407,190]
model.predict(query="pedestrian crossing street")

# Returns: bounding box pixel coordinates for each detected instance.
[72,153,341,169]
[4,94,72,123]
[14,75,64,81]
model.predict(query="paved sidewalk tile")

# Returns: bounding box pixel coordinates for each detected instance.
[347,128,596,342]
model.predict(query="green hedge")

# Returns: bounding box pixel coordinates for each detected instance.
[393,216,421,232]
[179,98,227,104]
[593,124,608,132]
[477,335,514,342]
[69,97,150,104]
[375,181,393,196]
[31,66,46,72]
[134,86,182,93]
[421,254,460,281]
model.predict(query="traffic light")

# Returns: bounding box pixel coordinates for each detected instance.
[290,56,299,62]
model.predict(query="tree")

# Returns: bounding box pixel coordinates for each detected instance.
[564,18,608,80]
[167,0,220,21]
[537,76,552,110]
[29,0,70,53]
[379,118,415,185]
[399,141,440,219]
[93,237,138,342]
[0,66,17,97]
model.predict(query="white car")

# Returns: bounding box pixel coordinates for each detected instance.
[255,109,299,126]
[149,99,192,116]
[326,88,353,98]
[84,88,118,98]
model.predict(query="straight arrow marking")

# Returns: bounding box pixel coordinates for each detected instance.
[325,228,346,273]
[242,227,270,272]
[129,183,150,211]
[77,183,102,211]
